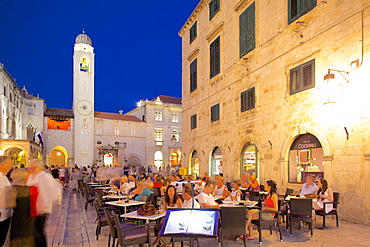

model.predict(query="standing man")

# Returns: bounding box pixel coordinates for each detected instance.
[27,159,61,247]
[218,161,224,177]
[123,163,129,176]
[0,156,13,246]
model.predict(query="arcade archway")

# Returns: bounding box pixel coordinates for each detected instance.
[49,146,69,167]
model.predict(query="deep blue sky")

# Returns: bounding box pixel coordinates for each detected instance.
[0,0,199,113]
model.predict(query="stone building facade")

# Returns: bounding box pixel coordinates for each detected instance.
[179,0,370,224]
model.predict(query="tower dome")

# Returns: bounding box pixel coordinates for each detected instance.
[75,31,92,46]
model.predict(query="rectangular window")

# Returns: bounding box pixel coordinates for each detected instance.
[190,59,197,92]
[290,59,315,95]
[28,107,34,115]
[172,113,179,123]
[210,37,220,78]
[190,22,197,43]
[211,103,220,122]
[155,111,162,121]
[239,2,255,57]
[288,0,316,24]
[241,87,255,112]
[191,114,197,130]
[155,129,163,141]
[209,0,220,20]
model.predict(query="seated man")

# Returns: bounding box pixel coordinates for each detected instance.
[198,183,219,209]
[240,173,249,188]
[297,174,318,196]
[182,185,201,208]
[193,177,206,195]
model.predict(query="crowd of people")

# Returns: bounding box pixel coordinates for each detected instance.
[0,158,335,246]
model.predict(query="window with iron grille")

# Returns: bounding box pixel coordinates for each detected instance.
[209,0,220,20]
[191,114,197,130]
[190,22,197,43]
[239,2,255,57]
[210,37,220,78]
[290,59,315,95]
[190,59,197,92]
[210,103,220,122]
[241,87,255,112]
[288,0,316,24]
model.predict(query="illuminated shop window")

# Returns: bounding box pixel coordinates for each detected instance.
[241,143,259,178]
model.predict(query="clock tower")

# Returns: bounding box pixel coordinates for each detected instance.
[73,31,95,167]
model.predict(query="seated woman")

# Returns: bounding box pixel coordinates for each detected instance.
[225,180,242,201]
[130,180,144,198]
[245,174,260,191]
[244,180,278,240]
[214,175,230,200]
[134,180,154,201]
[119,175,131,195]
[151,185,182,246]
[160,178,171,196]
[313,178,334,221]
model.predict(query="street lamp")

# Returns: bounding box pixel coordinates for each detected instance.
[170,134,177,146]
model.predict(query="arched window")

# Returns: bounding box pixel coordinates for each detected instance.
[155,111,162,121]
[210,147,222,176]
[289,133,324,183]
[154,151,163,169]
[190,150,200,176]
[241,143,259,178]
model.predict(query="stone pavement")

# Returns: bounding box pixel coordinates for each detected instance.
[45,188,370,247]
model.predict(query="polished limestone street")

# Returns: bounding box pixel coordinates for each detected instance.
[46,189,370,247]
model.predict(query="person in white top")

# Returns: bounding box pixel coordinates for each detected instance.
[59,165,66,188]
[0,156,13,246]
[182,185,201,209]
[198,183,219,209]
[193,177,206,195]
[214,175,229,199]
[119,176,131,195]
[313,178,334,223]
[218,161,224,177]
[226,180,242,201]
[27,158,62,247]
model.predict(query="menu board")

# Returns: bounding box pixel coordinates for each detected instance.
[160,209,218,236]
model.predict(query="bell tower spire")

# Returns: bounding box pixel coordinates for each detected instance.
[73,31,95,167]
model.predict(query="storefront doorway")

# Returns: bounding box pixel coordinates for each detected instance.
[210,147,222,176]
[154,151,163,170]
[289,133,324,183]
[190,150,200,176]
[240,143,259,178]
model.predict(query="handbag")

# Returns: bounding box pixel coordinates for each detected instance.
[137,202,156,216]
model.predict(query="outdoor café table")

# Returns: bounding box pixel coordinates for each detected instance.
[105,200,145,214]
[93,186,112,190]
[102,195,134,201]
[219,200,258,208]
[120,210,166,224]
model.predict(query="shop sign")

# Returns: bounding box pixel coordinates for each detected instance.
[213,155,223,159]
[291,134,322,150]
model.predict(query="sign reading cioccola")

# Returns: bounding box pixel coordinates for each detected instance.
[291,133,322,150]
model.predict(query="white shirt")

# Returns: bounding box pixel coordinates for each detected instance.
[0,172,13,221]
[183,198,201,209]
[59,168,65,177]
[198,192,218,206]
[214,184,225,197]
[27,171,61,214]
[121,182,131,194]
[194,182,205,193]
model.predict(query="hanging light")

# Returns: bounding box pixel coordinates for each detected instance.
[323,69,349,104]
[170,134,177,146]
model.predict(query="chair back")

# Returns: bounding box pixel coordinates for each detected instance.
[104,208,116,239]
[285,188,294,197]
[290,198,312,216]
[248,191,259,201]
[112,213,125,245]
[95,189,104,198]
[220,206,247,236]
[260,184,265,191]
[333,192,340,209]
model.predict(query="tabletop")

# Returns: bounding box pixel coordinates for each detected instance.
[105,200,145,207]
[120,210,166,223]
[219,200,258,207]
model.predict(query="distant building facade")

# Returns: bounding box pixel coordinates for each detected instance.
[0,32,182,170]
[179,0,370,225]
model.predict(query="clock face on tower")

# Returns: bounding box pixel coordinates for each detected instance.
[76,100,92,115]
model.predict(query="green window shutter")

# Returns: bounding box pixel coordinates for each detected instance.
[211,103,220,122]
[209,0,220,20]
[290,59,315,95]
[302,0,316,14]
[190,59,197,92]
[190,22,197,43]
[239,2,255,58]
[210,37,220,78]
[289,0,301,24]
[191,114,197,129]
[241,87,255,112]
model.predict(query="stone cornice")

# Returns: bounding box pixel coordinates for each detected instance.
[206,22,224,41]
[178,0,207,37]
[187,47,200,61]
[234,0,253,12]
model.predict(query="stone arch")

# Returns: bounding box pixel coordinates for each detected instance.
[49,145,69,167]
[126,154,142,167]
[3,145,28,167]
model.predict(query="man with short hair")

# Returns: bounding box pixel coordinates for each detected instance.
[27,159,61,247]
[182,185,201,208]
[0,156,13,246]
[198,183,219,209]
[297,174,318,196]
[193,177,205,195]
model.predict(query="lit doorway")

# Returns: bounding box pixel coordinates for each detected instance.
[210,147,222,176]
